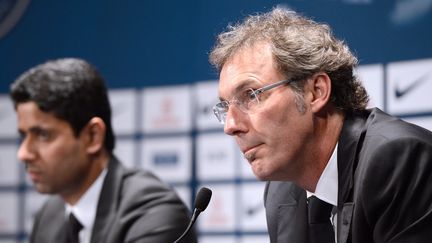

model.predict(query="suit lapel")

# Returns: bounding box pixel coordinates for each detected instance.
[90,156,125,243]
[32,196,67,243]
[336,111,368,243]
[264,181,308,243]
[278,182,308,243]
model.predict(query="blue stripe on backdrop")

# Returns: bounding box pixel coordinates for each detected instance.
[0,0,431,91]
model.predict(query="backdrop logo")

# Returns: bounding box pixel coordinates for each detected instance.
[197,102,213,117]
[245,201,264,216]
[390,0,432,25]
[152,97,179,128]
[207,150,227,162]
[394,73,430,99]
[152,152,178,166]
[0,0,30,40]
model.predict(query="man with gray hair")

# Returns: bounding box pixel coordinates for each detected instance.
[210,6,432,243]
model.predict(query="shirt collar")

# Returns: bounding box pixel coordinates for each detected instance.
[65,168,108,232]
[307,143,338,206]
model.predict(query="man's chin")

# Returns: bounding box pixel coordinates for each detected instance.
[252,167,274,181]
[33,184,53,194]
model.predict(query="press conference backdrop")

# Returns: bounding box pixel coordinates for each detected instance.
[0,1,431,242]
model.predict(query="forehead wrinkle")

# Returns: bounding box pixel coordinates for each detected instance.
[219,43,278,101]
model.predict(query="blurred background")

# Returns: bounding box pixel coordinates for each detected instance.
[0,0,431,242]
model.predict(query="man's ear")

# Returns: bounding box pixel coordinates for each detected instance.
[82,117,106,155]
[309,72,332,113]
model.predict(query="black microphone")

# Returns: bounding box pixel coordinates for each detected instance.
[174,187,212,243]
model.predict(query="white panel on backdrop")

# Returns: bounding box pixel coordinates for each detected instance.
[403,116,432,132]
[239,183,267,232]
[109,89,137,135]
[199,236,236,243]
[0,95,17,138]
[171,185,192,209]
[113,138,136,168]
[24,191,48,233]
[141,85,192,133]
[240,235,270,243]
[140,137,191,183]
[0,144,19,186]
[387,59,432,115]
[196,133,237,180]
[0,239,16,243]
[199,184,236,232]
[355,64,384,109]
[0,192,18,233]
[194,81,222,130]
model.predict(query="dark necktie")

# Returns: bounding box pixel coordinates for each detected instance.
[307,195,335,243]
[66,213,83,243]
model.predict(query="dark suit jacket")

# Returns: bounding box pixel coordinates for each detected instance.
[265,108,432,243]
[264,181,308,243]
[30,156,197,243]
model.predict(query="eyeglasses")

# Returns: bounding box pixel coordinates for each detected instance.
[213,79,292,124]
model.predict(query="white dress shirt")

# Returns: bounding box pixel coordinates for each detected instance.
[65,168,107,243]
[307,144,338,242]
[313,144,338,206]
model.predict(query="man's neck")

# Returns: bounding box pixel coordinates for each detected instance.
[299,110,344,192]
[62,151,110,205]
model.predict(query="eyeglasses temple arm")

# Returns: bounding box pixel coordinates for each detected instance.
[255,79,292,94]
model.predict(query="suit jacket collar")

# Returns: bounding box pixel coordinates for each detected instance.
[46,196,69,243]
[337,112,367,205]
[336,110,369,243]
[90,156,126,243]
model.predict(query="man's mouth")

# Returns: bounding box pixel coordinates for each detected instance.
[241,142,262,154]
[27,168,41,181]
[243,144,263,163]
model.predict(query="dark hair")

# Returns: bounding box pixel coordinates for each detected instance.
[10,58,115,152]
[210,6,369,114]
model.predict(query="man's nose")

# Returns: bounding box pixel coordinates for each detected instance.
[224,105,248,136]
[17,137,36,163]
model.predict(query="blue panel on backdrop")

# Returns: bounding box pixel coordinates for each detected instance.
[0,0,431,91]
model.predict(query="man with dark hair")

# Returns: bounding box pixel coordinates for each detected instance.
[11,58,197,243]
[210,6,432,243]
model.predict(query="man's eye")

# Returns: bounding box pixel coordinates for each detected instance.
[36,130,51,140]
[243,89,257,101]
[250,90,257,99]
[219,101,229,111]
[18,133,26,144]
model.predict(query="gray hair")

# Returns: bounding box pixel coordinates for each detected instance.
[210,6,369,113]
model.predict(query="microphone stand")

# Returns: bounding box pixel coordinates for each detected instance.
[173,208,201,243]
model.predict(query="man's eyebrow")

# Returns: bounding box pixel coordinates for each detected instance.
[29,127,45,133]
[17,126,45,138]
[21,126,49,135]
[219,79,260,101]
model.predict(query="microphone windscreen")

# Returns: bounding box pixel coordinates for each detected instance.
[194,187,212,212]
